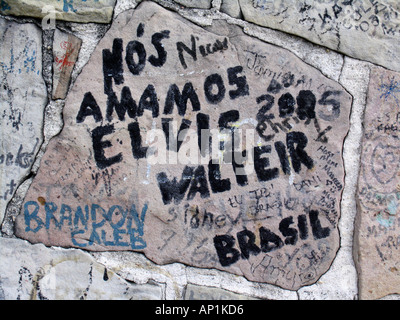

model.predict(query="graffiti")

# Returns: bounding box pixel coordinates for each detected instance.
[177,34,229,69]
[378,75,400,106]
[57,0,100,13]
[15,3,352,290]
[0,41,40,75]
[257,0,400,37]
[355,67,400,298]
[370,143,400,185]
[23,201,148,249]
[214,209,330,267]
[0,139,39,169]
[76,36,343,200]
[245,50,312,89]
[55,41,76,71]
[0,179,16,201]
[0,0,10,11]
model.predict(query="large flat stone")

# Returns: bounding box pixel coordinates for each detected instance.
[0,18,47,226]
[0,237,162,299]
[15,1,352,290]
[238,0,400,72]
[0,0,116,24]
[355,67,400,300]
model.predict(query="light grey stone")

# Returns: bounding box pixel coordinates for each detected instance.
[185,266,298,300]
[0,18,47,226]
[0,237,162,300]
[93,251,187,300]
[113,0,142,19]
[379,294,400,300]
[238,0,400,72]
[185,284,258,300]
[221,0,242,18]
[174,0,212,9]
[15,1,352,291]
[0,0,116,24]
[339,57,371,249]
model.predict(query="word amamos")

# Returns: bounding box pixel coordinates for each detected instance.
[76,23,341,203]
[23,200,148,249]
[214,209,330,267]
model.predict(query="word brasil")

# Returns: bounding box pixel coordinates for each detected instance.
[23,200,148,249]
[214,209,330,267]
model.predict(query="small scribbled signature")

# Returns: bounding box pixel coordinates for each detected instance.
[0,0,100,13]
[379,76,400,107]
[59,0,100,13]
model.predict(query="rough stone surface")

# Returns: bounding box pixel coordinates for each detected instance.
[185,265,298,299]
[93,250,299,299]
[14,1,352,291]
[3,0,397,301]
[0,18,47,226]
[297,247,357,299]
[355,67,400,300]
[221,0,242,19]
[174,0,212,9]
[0,237,162,299]
[238,0,400,72]
[52,29,82,100]
[92,251,188,299]
[0,0,116,24]
[185,283,259,299]
[0,0,400,300]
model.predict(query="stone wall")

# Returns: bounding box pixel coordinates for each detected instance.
[1,0,400,300]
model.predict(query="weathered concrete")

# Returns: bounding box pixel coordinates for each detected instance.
[174,0,212,9]
[355,67,400,300]
[221,0,242,19]
[0,237,162,300]
[0,18,47,226]
[185,283,259,299]
[238,0,400,73]
[0,0,116,23]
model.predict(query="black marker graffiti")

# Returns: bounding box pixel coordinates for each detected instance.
[66,19,347,277]
[214,209,330,267]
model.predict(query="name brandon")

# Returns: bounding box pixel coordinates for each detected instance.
[23,200,148,249]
